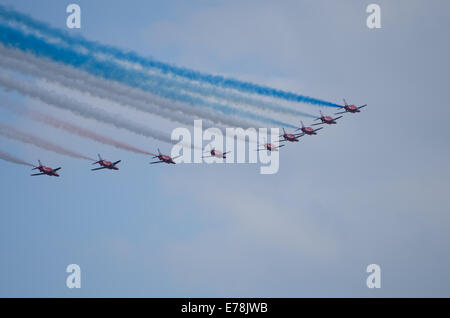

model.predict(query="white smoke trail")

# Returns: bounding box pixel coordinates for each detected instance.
[0,8,341,108]
[0,20,317,119]
[0,70,185,146]
[0,123,94,161]
[0,44,258,129]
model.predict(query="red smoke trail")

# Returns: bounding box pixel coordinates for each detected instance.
[0,101,153,155]
[26,110,154,156]
[0,123,95,161]
[0,149,35,167]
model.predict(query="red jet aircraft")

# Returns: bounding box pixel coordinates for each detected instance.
[335,99,367,114]
[279,128,302,142]
[92,154,121,171]
[295,121,323,136]
[311,110,343,126]
[149,148,181,165]
[256,138,285,151]
[31,160,61,177]
[202,147,230,159]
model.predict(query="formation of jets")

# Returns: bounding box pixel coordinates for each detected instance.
[274,99,366,148]
[27,99,366,177]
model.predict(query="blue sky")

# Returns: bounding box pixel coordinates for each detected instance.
[0,0,449,297]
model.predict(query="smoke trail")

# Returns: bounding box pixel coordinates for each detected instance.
[0,23,299,128]
[0,45,253,129]
[0,4,341,108]
[0,123,94,161]
[0,102,154,156]
[0,149,35,167]
[0,17,317,120]
[0,45,315,131]
[0,71,191,147]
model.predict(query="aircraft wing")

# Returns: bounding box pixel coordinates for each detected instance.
[294,133,305,137]
[333,115,343,121]
[311,122,323,126]
[358,104,367,109]
[91,166,107,171]
[149,161,164,164]
[31,172,45,176]
[113,160,121,165]
[277,144,285,148]
[52,167,62,172]
[172,155,182,160]
[313,127,323,132]
[334,110,347,115]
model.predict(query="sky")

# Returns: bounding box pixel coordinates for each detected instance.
[0,0,449,297]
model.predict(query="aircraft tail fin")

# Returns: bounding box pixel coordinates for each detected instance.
[32,161,40,170]
[91,154,102,165]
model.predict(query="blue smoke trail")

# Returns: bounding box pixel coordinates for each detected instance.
[0,23,298,129]
[0,4,341,108]
[0,5,316,118]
